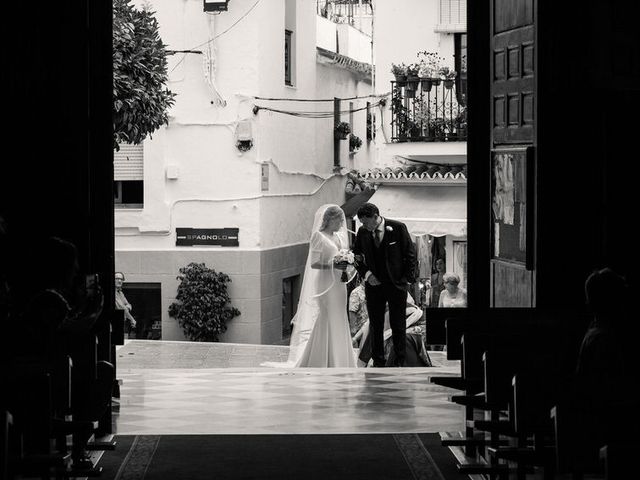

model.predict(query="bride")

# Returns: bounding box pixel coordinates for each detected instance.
[264,204,357,368]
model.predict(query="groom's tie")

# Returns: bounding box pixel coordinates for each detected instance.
[372,228,382,248]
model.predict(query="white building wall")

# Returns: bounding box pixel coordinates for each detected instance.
[116,0,374,343]
[371,0,462,167]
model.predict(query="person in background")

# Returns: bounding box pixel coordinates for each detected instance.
[571,267,637,464]
[438,272,467,308]
[348,277,369,347]
[115,272,136,338]
[355,292,431,367]
[430,258,446,307]
[21,236,112,471]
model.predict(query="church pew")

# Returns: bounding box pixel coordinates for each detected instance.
[5,371,73,479]
[486,361,563,480]
[600,444,640,480]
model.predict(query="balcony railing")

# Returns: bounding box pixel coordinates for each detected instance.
[317,0,372,29]
[390,80,467,143]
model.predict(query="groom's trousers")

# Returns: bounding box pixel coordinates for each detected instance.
[365,283,407,366]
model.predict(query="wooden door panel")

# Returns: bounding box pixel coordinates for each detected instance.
[492,260,533,307]
[490,0,536,307]
[492,24,534,144]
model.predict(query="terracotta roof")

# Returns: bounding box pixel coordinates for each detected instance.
[345,171,375,194]
[357,163,467,181]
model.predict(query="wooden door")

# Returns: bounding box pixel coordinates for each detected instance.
[489,0,536,307]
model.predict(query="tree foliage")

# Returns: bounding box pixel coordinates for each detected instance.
[113,0,176,150]
[168,263,240,342]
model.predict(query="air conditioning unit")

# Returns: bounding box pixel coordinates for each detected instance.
[203,1,229,13]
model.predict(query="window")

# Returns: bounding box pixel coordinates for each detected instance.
[455,33,467,105]
[285,0,296,86]
[114,142,144,208]
[436,0,467,32]
[114,180,143,208]
[285,30,292,85]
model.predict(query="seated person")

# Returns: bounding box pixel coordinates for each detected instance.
[348,278,369,346]
[569,267,639,467]
[355,293,432,367]
[18,236,113,470]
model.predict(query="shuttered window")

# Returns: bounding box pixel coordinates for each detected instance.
[436,0,467,33]
[114,143,143,181]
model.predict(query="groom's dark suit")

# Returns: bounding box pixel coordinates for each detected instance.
[354,218,416,366]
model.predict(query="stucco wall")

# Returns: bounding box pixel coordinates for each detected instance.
[116,0,374,342]
[115,242,309,344]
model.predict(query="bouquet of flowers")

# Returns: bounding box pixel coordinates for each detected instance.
[334,249,355,282]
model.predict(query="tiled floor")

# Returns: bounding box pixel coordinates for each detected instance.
[112,340,464,435]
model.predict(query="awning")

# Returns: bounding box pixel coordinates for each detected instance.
[367,184,467,237]
[341,189,375,218]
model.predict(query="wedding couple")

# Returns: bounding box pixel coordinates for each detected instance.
[265,202,416,368]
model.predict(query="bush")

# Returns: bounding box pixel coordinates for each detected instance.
[168,263,240,342]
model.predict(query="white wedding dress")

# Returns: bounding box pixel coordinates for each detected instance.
[262,204,357,368]
[294,231,357,367]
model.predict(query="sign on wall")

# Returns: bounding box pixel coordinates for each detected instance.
[176,228,239,247]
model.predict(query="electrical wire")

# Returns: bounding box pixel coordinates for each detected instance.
[170,0,261,73]
[253,92,389,102]
[254,100,384,118]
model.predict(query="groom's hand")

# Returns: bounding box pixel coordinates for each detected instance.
[366,274,381,286]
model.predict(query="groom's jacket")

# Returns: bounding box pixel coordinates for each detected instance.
[353,218,417,290]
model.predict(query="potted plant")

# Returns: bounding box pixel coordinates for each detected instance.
[418,62,433,92]
[405,63,420,98]
[454,107,468,139]
[391,63,407,86]
[408,120,422,141]
[429,117,446,141]
[417,51,444,86]
[335,121,351,140]
[439,66,457,89]
[349,134,363,153]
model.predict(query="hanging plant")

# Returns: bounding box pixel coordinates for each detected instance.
[349,134,363,153]
[335,121,351,140]
[391,63,408,86]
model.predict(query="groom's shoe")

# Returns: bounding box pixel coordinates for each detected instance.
[392,358,406,368]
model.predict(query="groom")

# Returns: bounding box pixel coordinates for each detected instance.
[353,203,416,367]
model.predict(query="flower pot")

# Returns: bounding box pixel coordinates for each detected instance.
[394,74,407,86]
[406,75,419,91]
[335,131,348,140]
[430,77,441,86]
[444,79,454,89]
[420,77,433,92]
[405,88,416,98]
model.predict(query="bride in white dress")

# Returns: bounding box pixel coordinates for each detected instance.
[263,204,357,368]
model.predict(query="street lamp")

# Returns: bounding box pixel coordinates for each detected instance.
[203,1,229,13]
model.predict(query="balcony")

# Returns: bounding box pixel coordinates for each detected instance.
[316,0,373,33]
[390,80,467,143]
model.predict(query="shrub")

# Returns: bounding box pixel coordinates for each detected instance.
[168,263,240,342]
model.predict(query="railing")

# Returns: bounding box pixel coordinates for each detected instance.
[316,0,372,29]
[390,80,467,143]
